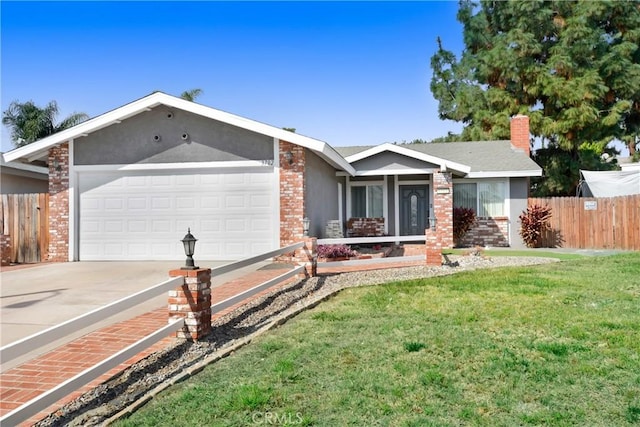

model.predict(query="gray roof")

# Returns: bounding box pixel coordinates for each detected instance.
[334,140,541,174]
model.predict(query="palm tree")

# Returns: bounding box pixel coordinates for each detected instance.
[2,100,89,148]
[179,89,203,102]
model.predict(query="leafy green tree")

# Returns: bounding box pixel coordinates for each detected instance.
[180,89,203,102]
[532,144,617,196]
[2,100,89,148]
[431,0,640,194]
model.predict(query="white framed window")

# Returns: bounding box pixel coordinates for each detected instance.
[453,180,507,217]
[351,183,383,218]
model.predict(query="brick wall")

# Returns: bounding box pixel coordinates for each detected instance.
[433,171,453,248]
[48,143,70,262]
[347,217,385,237]
[459,217,510,247]
[279,140,306,247]
[510,115,530,156]
[1,235,11,266]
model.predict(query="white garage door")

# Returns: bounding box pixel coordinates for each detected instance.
[78,168,277,261]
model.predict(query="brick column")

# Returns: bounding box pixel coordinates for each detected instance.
[433,171,453,248]
[168,268,212,340]
[425,229,441,266]
[279,140,306,247]
[293,237,317,278]
[425,171,453,266]
[48,143,70,262]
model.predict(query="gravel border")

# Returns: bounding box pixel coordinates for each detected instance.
[34,255,558,426]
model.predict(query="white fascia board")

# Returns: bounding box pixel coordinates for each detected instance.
[3,91,355,174]
[346,143,471,174]
[354,168,439,177]
[3,94,166,163]
[466,170,543,178]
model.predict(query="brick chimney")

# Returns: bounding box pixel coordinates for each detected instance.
[510,115,530,156]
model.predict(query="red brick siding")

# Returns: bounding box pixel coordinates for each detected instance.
[459,217,510,247]
[48,143,70,262]
[347,217,385,237]
[279,140,306,247]
[168,268,212,340]
[433,171,453,248]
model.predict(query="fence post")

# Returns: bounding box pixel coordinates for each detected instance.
[294,237,317,278]
[168,268,212,340]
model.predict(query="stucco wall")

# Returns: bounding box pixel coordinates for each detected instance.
[0,173,48,194]
[304,148,339,238]
[74,107,273,165]
[509,177,529,248]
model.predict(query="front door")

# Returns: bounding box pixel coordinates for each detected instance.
[400,185,428,236]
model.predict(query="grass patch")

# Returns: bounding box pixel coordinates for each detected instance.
[116,254,640,426]
[403,341,426,352]
[443,248,586,260]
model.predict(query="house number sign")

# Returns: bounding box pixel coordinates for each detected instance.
[584,201,597,210]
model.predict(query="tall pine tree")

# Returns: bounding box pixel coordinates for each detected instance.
[431,0,640,196]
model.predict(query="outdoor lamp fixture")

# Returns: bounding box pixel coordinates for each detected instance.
[181,228,199,270]
[429,216,437,231]
[52,158,62,172]
[302,217,310,237]
[284,151,294,165]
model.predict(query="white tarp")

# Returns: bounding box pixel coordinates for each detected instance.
[580,169,640,197]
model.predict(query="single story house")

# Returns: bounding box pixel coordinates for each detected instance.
[3,92,541,261]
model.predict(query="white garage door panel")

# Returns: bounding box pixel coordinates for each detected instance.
[79,169,276,261]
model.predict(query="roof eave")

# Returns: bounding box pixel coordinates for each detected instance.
[346,143,472,175]
[466,170,543,178]
[2,92,356,173]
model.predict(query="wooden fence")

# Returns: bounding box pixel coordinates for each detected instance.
[528,195,640,251]
[0,193,49,263]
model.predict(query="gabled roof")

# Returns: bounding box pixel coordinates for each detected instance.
[2,92,355,175]
[335,140,542,178]
[344,143,471,174]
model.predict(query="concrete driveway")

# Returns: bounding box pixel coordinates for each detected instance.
[0,260,265,370]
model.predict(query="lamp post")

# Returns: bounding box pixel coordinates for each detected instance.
[302,217,310,237]
[181,228,199,270]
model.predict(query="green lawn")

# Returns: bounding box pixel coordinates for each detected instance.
[442,248,587,261]
[116,253,640,426]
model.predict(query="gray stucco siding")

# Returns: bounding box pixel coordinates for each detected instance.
[305,149,340,238]
[74,107,273,165]
[351,152,439,173]
[0,173,48,194]
[509,177,529,248]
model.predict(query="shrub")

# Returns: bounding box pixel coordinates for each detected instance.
[453,207,477,245]
[316,244,358,259]
[519,205,552,248]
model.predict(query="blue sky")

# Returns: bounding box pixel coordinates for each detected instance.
[1,1,466,153]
